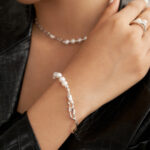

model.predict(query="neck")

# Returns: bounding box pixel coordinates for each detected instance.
[34,0,109,38]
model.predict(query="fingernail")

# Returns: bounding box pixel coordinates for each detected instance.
[144,0,150,7]
[109,0,114,4]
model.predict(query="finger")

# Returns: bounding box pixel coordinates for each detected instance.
[117,0,147,23]
[130,7,150,37]
[98,0,120,25]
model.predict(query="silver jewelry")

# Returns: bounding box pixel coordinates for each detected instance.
[35,18,87,45]
[52,72,78,133]
[130,18,148,32]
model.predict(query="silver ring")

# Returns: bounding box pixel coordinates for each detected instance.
[130,18,148,32]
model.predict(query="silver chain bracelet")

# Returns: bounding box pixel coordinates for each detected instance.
[52,72,78,133]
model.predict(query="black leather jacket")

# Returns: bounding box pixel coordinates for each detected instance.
[0,0,150,149]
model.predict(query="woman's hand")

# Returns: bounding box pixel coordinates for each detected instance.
[62,0,150,122]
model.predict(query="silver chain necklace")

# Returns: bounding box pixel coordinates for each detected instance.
[35,18,88,45]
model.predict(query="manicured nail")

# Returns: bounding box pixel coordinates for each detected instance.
[109,0,114,4]
[145,0,148,4]
[144,0,150,7]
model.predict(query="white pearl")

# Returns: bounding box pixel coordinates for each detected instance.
[83,36,87,40]
[137,18,142,23]
[50,34,55,39]
[63,40,70,45]
[68,101,71,105]
[59,77,66,82]
[70,99,74,104]
[67,94,72,100]
[67,88,70,92]
[143,19,148,25]
[77,38,82,43]
[67,95,74,104]
[71,39,76,44]
[61,81,68,87]
[53,72,62,78]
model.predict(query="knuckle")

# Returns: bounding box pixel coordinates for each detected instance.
[126,31,140,47]
[127,3,138,11]
[110,16,125,30]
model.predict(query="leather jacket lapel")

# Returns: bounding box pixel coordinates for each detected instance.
[0,23,33,127]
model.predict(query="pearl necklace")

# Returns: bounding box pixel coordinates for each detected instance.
[35,18,88,45]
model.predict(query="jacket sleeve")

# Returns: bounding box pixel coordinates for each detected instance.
[0,112,41,150]
[127,140,150,150]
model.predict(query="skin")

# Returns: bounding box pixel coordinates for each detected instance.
[17,0,110,113]
[17,0,150,149]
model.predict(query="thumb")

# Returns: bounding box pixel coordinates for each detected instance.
[99,0,120,24]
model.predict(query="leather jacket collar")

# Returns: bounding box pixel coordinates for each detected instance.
[0,1,34,126]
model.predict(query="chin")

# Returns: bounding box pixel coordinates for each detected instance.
[17,0,40,4]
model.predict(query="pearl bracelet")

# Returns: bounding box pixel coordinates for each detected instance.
[52,72,78,133]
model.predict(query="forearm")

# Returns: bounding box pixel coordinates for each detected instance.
[26,46,111,150]
[27,79,76,150]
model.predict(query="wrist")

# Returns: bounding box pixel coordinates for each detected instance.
[27,79,76,150]
[62,65,111,123]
